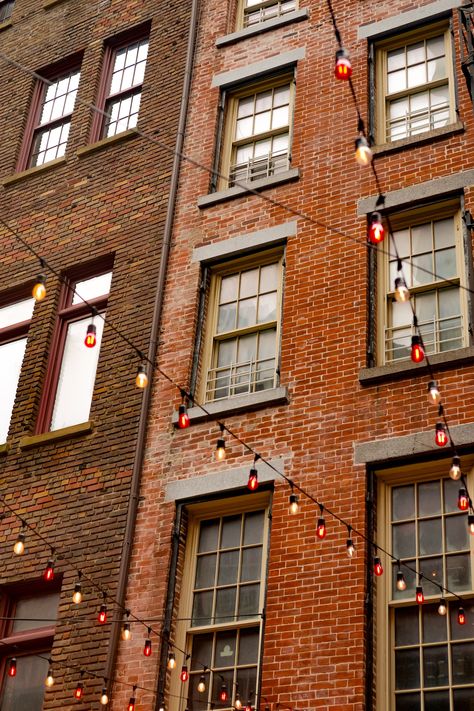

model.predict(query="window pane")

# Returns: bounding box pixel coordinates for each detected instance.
[198,520,219,553]
[395,606,419,646]
[0,655,48,711]
[195,554,217,589]
[424,691,449,711]
[423,645,449,687]
[418,481,441,516]
[0,299,34,329]
[0,338,27,443]
[419,518,442,555]
[218,550,239,586]
[439,288,460,319]
[396,694,420,711]
[453,688,474,709]
[12,591,60,633]
[257,293,277,323]
[192,591,213,626]
[50,315,105,431]
[238,628,259,664]
[387,47,405,72]
[237,297,257,328]
[446,553,470,590]
[218,302,237,333]
[238,583,259,617]
[450,601,474,640]
[445,515,469,552]
[236,667,257,704]
[395,648,420,689]
[72,272,112,304]
[443,478,460,513]
[260,263,278,292]
[393,485,415,521]
[393,522,416,558]
[240,547,262,582]
[215,587,236,623]
[422,604,447,644]
[427,35,445,59]
[215,631,237,667]
[435,248,456,280]
[240,269,258,298]
[412,254,434,286]
[190,634,213,670]
[419,557,443,595]
[221,516,241,549]
[220,274,239,303]
[243,511,264,545]
[452,642,474,684]
[392,560,416,599]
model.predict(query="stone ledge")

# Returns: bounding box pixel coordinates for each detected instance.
[0,20,12,32]
[197,169,300,209]
[19,421,93,450]
[0,443,10,456]
[373,121,464,157]
[2,157,67,187]
[76,128,139,158]
[216,9,309,47]
[43,0,70,8]
[171,386,289,425]
[359,346,474,385]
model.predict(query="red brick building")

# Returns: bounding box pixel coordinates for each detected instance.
[113,0,474,710]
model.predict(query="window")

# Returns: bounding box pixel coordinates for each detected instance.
[220,75,294,188]
[0,296,34,443]
[0,1,14,24]
[375,23,455,143]
[38,269,112,432]
[18,62,81,170]
[172,496,270,711]
[376,465,474,710]
[200,251,283,403]
[91,33,149,141]
[378,204,468,364]
[238,0,297,29]
[0,587,60,711]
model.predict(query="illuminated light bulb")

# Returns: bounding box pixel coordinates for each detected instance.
[374,557,383,576]
[427,380,441,405]
[219,683,228,702]
[180,665,189,682]
[74,681,84,700]
[247,466,258,491]
[13,531,25,555]
[235,694,242,710]
[8,658,16,677]
[128,696,136,711]
[394,277,410,302]
[135,364,148,389]
[45,668,54,687]
[245,701,252,711]
[438,598,447,616]
[416,585,424,604]
[396,571,407,591]
[458,606,466,625]
[410,335,424,363]
[316,517,327,539]
[32,274,47,301]
[216,437,226,461]
[159,704,166,711]
[368,212,385,244]
[122,621,132,641]
[72,581,82,605]
[43,559,55,582]
[458,487,469,511]
[435,422,448,447]
[144,638,152,657]
[178,404,190,429]
[468,514,474,535]
[100,687,109,705]
[334,48,352,80]
[346,537,355,557]
[167,652,176,669]
[98,603,107,624]
[289,493,299,515]
[449,455,462,481]
[197,675,206,693]
[354,136,373,166]
[84,323,97,348]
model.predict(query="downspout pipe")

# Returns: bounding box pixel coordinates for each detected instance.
[104,0,201,685]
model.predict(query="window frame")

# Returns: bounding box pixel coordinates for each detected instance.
[170,493,271,711]
[90,25,150,143]
[0,0,14,24]
[197,248,284,404]
[218,73,295,191]
[376,201,469,366]
[375,458,474,711]
[17,54,82,172]
[236,0,298,30]
[36,260,113,434]
[374,21,457,146]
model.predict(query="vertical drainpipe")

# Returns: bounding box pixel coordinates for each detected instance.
[103,0,201,685]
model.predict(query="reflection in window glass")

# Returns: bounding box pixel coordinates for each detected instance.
[0,655,49,711]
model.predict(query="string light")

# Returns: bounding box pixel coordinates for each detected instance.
[13,525,26,555]
[144,629,152,657]
[449,455,462,480]
[84,322,97,348]
[98,598,108,624]
[100,686,109,705]
[219,683,228,702]
[72,573,83,604]
[468,514,474,535]
[178,393,190,429]
[427,380,441,405]
[216,424,226,461]
[394,276,410,302]
[334,48,352,80]
[415,584,424,604]
[396,562,407,592]
[128,687,137,711]
[122,611,132,641]
[45,664,54,688]
[245,700,252,711]
[74,674,84,700]
[32,273,47,301]
[435,422,448,447]
[410,335,424,363]
[248,456,259,491]
[180,665,189,682]
[167,652,176,669]
[374,556,383,577]
[235,692,243,710]
[289,486,299,515]
[458,606,466,625]
[8,658,16,677]
[354,135,372,166]
[43,557,55,582]
[346,526,355,557]
[316,504,327,539]
[197,674,206,693]
[135,364,149,389]
[368,212,384,244]
[457,487,469,511]
[438,598,447,616]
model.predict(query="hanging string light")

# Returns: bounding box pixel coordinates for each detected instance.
[8,658,17,678]
[438,598,447,616]
[396,562,407,591]
[334,48,352,80]
[178,392,191,429]
[394,276,410,303]
[247,455,259,492]
[122,611,132,641]
[374,555,383,577]
[144,629,152,657]
[215,424,226,461]
[458,606,466,625]
[410,335,424,363]
[197,674,206,693]
[128,687,137,711]
[74,672,85,700]
[98,595,108,624]
[72,572,83,604]
[415,583,424,604]
[449,455,462,480]
[289,486,299,515]
[316,504,327,539]
[468,514,474,535]
[346,526,355,557]
[368,212,384,244]
[43,556,55,582]
[219,683,228,702]
[84,321,97,348]
[100,685,109,705]
[32,268,47,302]
[235,692,243,710]
[135,364,149,389]
[13,524,26,555]
[435,422,448,447]
[427,380,441,405]
[354,135,372,166]
[167,652,176,670]
[457,487,469,511]
[180,664,189,682]
[45,663,54,688]
[244,700,252,711]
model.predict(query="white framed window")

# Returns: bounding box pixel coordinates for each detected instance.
[238,0,297,29]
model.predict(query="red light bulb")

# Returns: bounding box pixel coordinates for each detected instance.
[247,467,258,491]
[374,557,383,576]
[74,682,84,700]
[435,422,448,447]
[368,212,385,244]
[128,697,136,711]
[316,517,326,539]
[84,323,97,348]
[98,603,107,624]
[178,404,190,429]
[8,658,17,678]
[334,48,352,80]
[144,638,152,657]
[416,585,424,604]
[458,487,469,511]
[180,665,189,682]
[43,559,55,582]
[458,606,466,625]
[410,335,424,363]
[219,684,228,702]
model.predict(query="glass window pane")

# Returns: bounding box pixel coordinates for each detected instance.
[450,601,474,640]
[433,218,454,248]
[392,486,415,521]
[0,655,49,711]
[236,667,257,705]
[192,591,213,626]
[218,550,239,586]
[215,587,236,623]
[237,333,257,364]
[221,516,241,549]
[427,57,446,82]
[72,272,112,304]
[273,85,290,106]
[419,518,442,555]
[190,634,213,670]
[220,274,239,303]
[388,69,407,94]
[395,648,420,689]
[446,514,469,551]
[195,554,217,589]
[257,293,277,323]
[238,628,259,664]
[452,643,474,684]
[240,547,262,582]
[391,301,412,328]
[254,111,271,134]
[258,329,276,360]
[395,694,420,711]
[453,688,474,709]
[427,35,445,59]
[50,315,105,431]
[422,604,447,643]
[412,222,432,255]
[236,116,254,140]
[12,592,60,633]
[215,631,237,667]
[217,302,237,333]
[392,229,410,259]
[271,105,289,129]
[237,96,254,118]
[0,299,34,329]
[395,606,419,646]
[424,691,449,711]
[198,520,219,553]
[0,338,27,443]
[217,339,236,368]
[435,248,456,280]
[255,90,272,112]
[237,297,257,328]
[423,645,449,687]
[439,288,460,319]
[443,478,460,513]
[240,269,258,299]
[412,254,434,286]
[238,583,259,617]
[388,47,405,72]
[393,522,416,558]
[419,557,443,595]
[407,63,426,88]
[418,481,441,516]
[446,553,470,590]
[260,263,278,292]
[392,560,416,599]
[243,511,264,545]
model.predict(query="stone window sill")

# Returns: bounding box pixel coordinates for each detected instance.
[359,346,474,385]
[43,0,70,8]
[373,121,464,157]
[19,421,93,450]
[2,156,67,187]
[216,9,309,47]
[171,386,289,425]
[197,168,300,209]
[0,20,12,32]
[76,128,139,158]
[0,443,10,456]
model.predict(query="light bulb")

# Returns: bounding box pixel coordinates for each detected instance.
[346,538,355,557]
[216,437,226,460]
[247,467,258,491]
[197,675,206,693]
[410,335,424,363]
[334,48,352,80]
[32,274,47,301]
[435,422,448,447]
[128,697,136,711]
[178,404,190,429]
[394,277,410,302]
[468,514,474,535]
[136,364,148,389]
[458,606,466,625]
[449,455,461,480]
[180,665,189,682]
[438,598,447,616]
[45,668,54,687]
[167,652,176,669]
[43,559,55,582]
[235,694,243,710]
[368,212,384,244]
[122,621,132,640]
[100,688,109,705]
[374,557,383,576]
[416,585,424,604]
[74,682,84,700]
[84,323,97,348]
[8,658,16,677]
[219,683,228,702]
[13,531,25,555]
[316,517,326,539]
[355,136,372,166]
[72,582,82,604]
[144,638,152,657]
[427,380,441,405]
[458,487,469,511]
[245,702,252,711]
[396,570,407,591]
[289,493,299,515]
[98,603,107,624]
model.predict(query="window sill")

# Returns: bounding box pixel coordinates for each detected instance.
[197,168,300,209]
[171,386,289,425]
[0,20,12,32]
[19,421,94,450]
[0,443,10,456]
[43,0,70,7]
[359,346,474,385]
[216,9,309,47]
[2,156,67,187]
[76,128,139,158]
[373,121,464,157]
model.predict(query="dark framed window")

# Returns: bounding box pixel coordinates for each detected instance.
[37,266,112,433]
[17,58,81,171]
[0,0,14,24]
[91,30,149,142]
[0,586,60,711]
[0,295,35,443]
